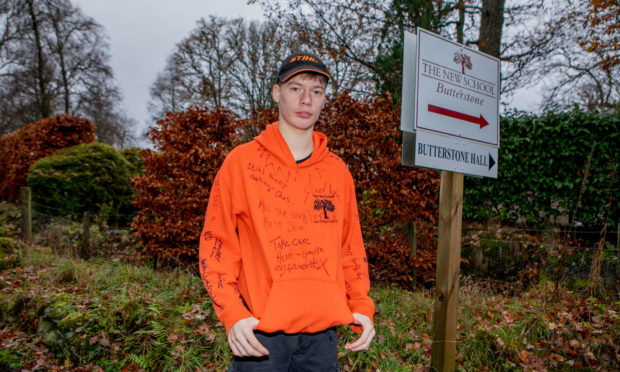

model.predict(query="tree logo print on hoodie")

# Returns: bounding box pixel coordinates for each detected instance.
[314,199,334,219]
[313,194,337,223]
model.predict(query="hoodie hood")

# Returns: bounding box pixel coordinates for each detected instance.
[254,122,329,167]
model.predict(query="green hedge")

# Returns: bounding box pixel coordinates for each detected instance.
[26,142,137,226]
[464,109,619,228]
[119,147,145,175]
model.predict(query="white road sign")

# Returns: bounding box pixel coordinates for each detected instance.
[415,28,500,147]
[415,131,498,178]
[399,28,500,178]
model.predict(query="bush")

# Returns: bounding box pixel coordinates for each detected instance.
[0,202,20,239]
[318,93,439,284]
[461,228,547,290]
[132,107,253,262]
[464,109,619,229]
[119,147,145,175]
[0,237,26,271]
[26,142,135,226]
[132,95,441,285]
[0,115,95,201]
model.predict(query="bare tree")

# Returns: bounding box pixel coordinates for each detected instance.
[0,2,22,72]
[0,0,136,147]
[253,0,392,96]
[0,2,31,134]
[255,0,615,111]
[500,0,618,111]
[25,0,54,119]
[228,20,290,113]
[80,78,135,146]
[252,0,497,99]
[148,57,186,120]
[148,16,239,119]
[43,0,113,115]
[148,17,292,120]
[150,1,508,115]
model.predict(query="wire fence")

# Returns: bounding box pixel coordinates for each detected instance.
[8,187,620,294]
[6,188,139,263]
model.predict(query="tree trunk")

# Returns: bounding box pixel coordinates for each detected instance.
[478,0,505,58]
[26,0,53,118]
[47,8,71,115]
[456,0,465,44]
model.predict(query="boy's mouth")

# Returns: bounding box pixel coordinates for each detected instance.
[297,111,312,118]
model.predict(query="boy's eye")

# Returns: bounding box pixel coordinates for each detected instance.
[313,90,324,95]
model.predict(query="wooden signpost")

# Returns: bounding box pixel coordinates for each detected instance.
[400,28,500,371]
[431,171,463,371]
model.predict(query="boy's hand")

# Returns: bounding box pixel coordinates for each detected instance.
[228,316,269,357]
[345,312,375,351]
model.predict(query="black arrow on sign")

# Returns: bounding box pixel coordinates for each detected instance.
[488,153,496,170]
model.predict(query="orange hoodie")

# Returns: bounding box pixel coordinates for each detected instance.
[199,122,374,334]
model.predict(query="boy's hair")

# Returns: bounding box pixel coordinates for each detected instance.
[277,52,330,85]
[277,72,328,88]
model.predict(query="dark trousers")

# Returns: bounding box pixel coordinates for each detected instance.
[227,327,341,372]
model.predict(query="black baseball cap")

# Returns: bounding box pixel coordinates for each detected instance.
[277,52,330,83]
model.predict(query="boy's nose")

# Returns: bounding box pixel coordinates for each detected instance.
[300,90,312,104]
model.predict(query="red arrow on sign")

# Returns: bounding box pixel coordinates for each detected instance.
[428,104,489,129]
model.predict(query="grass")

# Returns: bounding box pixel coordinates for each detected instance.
[1,243,618,371]
[0,202,618,371]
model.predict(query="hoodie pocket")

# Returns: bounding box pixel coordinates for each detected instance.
[256,279,353,333]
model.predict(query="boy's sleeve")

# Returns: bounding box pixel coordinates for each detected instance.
[198,165,252,333]
[341,170,375,323]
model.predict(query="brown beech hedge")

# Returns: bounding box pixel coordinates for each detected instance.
[131,107,266,263]
[0,115,96,201]
[132,93,439,284]
[318,94,440,284]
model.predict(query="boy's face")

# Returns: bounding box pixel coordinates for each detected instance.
[272,74,326,132]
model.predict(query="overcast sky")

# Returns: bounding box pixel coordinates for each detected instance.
[73,0,539,147]
[73,0,265,145]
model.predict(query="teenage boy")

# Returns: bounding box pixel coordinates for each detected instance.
[199,52,375,371]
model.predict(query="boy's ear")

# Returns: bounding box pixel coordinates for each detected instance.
[272,84,280,103]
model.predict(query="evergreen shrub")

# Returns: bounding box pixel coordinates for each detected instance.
[119,147,145,175]
[26,142,135,226]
